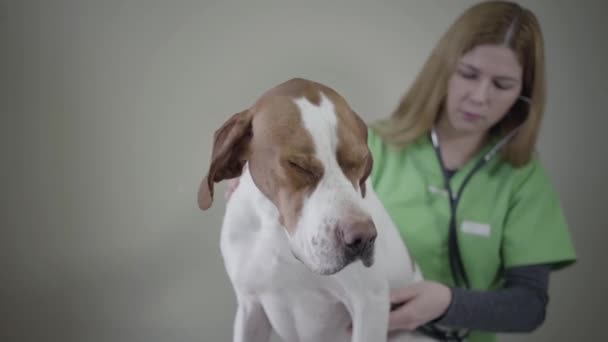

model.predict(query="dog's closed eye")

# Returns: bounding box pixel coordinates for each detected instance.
[288,159,315,175]
[283,155,324,182]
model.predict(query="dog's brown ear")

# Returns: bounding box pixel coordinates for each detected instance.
[352,110,373,198]
[359,151,373,198]
[198,109,253,210]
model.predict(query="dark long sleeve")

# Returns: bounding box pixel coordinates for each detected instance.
[434,264,551,332]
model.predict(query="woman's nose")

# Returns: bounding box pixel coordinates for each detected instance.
[470,79,491,104]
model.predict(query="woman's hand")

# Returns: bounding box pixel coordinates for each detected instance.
[388,281,452,332]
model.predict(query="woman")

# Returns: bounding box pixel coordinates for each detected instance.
[226,1,576,341]
[367,1,576,341]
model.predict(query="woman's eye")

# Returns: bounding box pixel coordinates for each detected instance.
[458,69,477,79]
[494,81,513,90]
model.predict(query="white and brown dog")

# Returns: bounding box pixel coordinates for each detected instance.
[198,78,434,342]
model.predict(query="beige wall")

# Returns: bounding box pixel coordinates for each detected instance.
[2,0,606,341]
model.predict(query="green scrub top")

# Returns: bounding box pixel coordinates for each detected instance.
[367,128,577,342]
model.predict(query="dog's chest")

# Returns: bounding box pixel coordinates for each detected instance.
[261,289,352,342]
[221,215,364,342]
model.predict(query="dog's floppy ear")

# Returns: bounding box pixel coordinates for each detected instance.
[198,109,253,210]
[352,110,373,198]
[359,151,373,198]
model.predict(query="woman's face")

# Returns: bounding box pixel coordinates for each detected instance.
[443,44,524,136]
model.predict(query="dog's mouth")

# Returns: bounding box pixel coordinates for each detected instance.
[344,242,375,268]
[318,245,375,275]
[291,246,374,275]
[290,234,375,275]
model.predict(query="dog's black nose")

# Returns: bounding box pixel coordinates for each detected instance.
[338,218,377,254]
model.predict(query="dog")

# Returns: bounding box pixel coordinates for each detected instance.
[198,78,435,342]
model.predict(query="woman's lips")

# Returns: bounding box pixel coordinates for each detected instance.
[461,111,483,121]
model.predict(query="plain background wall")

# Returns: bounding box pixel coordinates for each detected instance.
[2,0,606,341]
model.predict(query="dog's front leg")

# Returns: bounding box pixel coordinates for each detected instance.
[232,299,272,342]
[349,294,390,342]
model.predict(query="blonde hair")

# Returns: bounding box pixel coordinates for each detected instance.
[371,1,546,167]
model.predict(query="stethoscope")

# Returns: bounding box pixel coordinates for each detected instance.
[416,95,530,342]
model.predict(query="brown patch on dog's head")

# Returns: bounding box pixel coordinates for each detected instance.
[197,78,325,221]
[335,109,373,198]
[244,79,325,233]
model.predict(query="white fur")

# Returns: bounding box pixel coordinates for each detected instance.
[220,93,435,342]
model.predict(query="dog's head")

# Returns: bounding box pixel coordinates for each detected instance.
[198,78,376,275]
